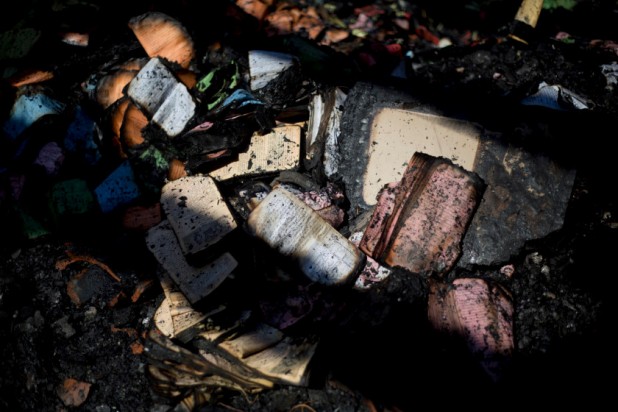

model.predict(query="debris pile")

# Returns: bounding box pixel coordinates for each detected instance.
[1,1,616,410]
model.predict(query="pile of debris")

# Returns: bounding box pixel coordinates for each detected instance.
[1,1,616,410]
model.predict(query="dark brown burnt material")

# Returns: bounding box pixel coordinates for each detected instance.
[360,152,485,276]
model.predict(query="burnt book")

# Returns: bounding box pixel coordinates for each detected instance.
[247,187,365,286]
[428,278,514,382]
[360,152,485,276]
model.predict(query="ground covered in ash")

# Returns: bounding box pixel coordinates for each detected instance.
[1,1,617,411]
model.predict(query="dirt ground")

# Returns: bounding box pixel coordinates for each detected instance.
[1,1,617,411]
